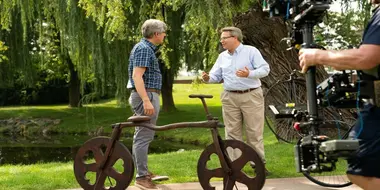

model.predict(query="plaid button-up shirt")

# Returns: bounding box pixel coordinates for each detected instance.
[127,38,162,90]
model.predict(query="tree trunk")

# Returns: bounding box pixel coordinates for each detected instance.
[160,61,176,112]
[158,7,185,112]
[66,55,81,108]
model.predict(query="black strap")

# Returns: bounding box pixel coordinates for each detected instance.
[357,70,379,81]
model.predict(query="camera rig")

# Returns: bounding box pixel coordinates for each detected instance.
[263,0,365,175]
[263,0,330,23]
[317,71,380,108]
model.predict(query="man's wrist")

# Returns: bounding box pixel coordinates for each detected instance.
[248,70,254,78]
[316,49,327,65]
[142,97,150,102]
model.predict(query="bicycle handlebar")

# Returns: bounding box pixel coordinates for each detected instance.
[189,94,214,119]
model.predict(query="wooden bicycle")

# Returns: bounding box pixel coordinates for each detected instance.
[73,94,266,190]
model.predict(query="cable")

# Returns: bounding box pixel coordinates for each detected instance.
[355,81,364,139]
[286,0,290,20]
[324,80,341,139]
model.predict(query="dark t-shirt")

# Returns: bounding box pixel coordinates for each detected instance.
[362,6,380,45]
[346,6,380,178]
[360,6,380,78]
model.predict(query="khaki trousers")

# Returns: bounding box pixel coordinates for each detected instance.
[221,87,265,162]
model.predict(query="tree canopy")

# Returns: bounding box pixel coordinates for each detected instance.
[0,0,374,108]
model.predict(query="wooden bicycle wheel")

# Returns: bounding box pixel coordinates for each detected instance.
[74,137,134,190]
[197,140,266,190]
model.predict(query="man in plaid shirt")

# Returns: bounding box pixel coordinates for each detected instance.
[127,19,167,190]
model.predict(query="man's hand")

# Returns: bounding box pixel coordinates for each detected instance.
[202,72,210,82]
[143,99,155,116]
[298,49,321,73]
[236,67,250,77]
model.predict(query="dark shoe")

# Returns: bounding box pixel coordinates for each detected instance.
[251,162,271,177]
[148,171,169,181]
[135,176,158,190]
[265,168,271,176]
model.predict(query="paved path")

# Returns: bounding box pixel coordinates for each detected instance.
[63,177,361,190]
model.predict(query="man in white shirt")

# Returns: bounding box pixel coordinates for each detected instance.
[202,26,270,174]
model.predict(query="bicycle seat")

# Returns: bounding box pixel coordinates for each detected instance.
[127,116,151,122]
[189,94,213,99]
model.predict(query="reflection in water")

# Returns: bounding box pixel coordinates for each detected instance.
[0,146,79,164]
[0,135,202,165]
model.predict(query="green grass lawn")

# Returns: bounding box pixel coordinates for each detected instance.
[0,84,345,190]
[0,146,301,190]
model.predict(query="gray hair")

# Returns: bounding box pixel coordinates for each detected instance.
[141,19,167,38]
[220,27,243,42]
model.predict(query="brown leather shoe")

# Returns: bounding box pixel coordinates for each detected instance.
[148,171,169,181]
[251,163,271,177]
[135,176,158,190]
[264,168,271,176]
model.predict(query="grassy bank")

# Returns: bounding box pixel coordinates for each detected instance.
[0,84,226,146]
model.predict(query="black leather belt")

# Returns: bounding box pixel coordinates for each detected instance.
[226,87,258,94]
[131,88,161,95]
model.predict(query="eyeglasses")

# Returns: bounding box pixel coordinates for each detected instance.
[155,32,166,36]
[220,36,234,41]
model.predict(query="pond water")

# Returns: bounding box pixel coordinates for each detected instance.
[0,134,203,165]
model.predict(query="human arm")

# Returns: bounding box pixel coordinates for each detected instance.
[236,47,270,78]
[299,45,380,73]
[299,12,380,72]
[204,55,223,83]
[132,49,155,116]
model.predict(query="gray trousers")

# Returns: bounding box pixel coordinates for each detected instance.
[129,91,160,178]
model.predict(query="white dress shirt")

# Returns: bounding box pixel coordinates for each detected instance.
[208,43,270,91]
